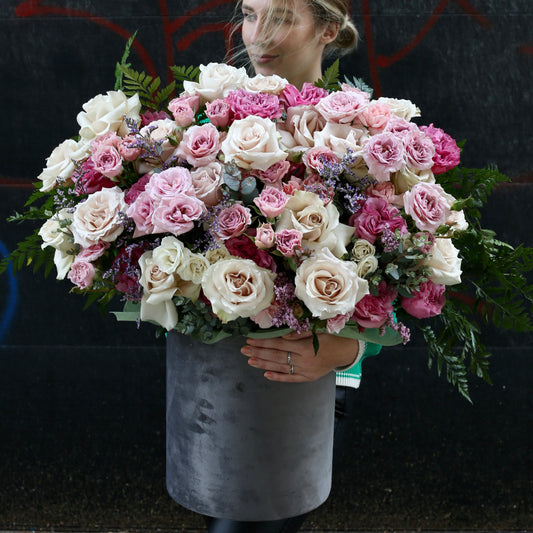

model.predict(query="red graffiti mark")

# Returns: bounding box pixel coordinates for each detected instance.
[0,177,34,189]
[518,45,533,56]
[15,0,158,77]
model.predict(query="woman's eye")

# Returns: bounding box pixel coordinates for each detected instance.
[242,11,256,22]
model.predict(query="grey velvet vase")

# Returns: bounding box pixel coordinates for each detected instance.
[166,331,336,521]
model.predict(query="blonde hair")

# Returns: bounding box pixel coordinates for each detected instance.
[229,0,359,64]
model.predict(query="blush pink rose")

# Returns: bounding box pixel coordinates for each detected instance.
[127,191,156,236]
[175,123,221,166]
[403,182,452,232]
[190,161,224,206]
[125,174,151,204]
[275,229,303,257]
[280,83,328,107]
[250,160,291,185]
[146,167,195,201]
[67,260,96,289]
[76,241,110,262]
[225,232,277,271]
[216,203,252,240]
[420,123,460,174]
[359,101,391,134]
[152,194,206,235]
[315,90,368,124]
[168,94,200,126]
[226,89,283,120]
[351,281,397,328]
[205,99,232,127]
[72,158,115,195]
[302,147,340,173]
[401,280,446,318]
[363,132,406,182]
[91,145,123,178]
[255,223,276,249]
[118,135,143,161]
[282,176,305,195]
[253,186,288,218]
[326,313,350,334]
[404,129,436,170]
[91,132,121,152]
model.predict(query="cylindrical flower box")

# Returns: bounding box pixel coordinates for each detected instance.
[166,331,336,521]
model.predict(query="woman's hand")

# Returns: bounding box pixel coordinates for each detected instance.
[241,331,359,382]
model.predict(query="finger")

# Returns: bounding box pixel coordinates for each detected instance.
[263,371,310,383]
[247,357,295,375]
[281,330,313,340]
[242,343,300,365]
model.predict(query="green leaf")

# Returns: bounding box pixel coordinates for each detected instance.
[170,64,201,92]
[315,59,340,91]
[342,74,374,97]
[115,30,138,91]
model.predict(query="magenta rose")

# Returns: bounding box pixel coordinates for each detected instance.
[152,194,206,236]
[168,94,200,126]
[352,197,407,244]
[146,167,194,201]
[404,129,436,170]
[175,123,221,167]
[420,123,460,174]
[91,145,123,178]
[253,186,288,218]
[363,132,406,182]
[112,242,151,299]
[315,90,368,124]
[125,174,151,204]
[225,232,277,271]
[275,229,303,257]
[351,281,397,328]
[403,182,451,232]
[226,89,283,120]
[216,203,252,240]
[140,110,171,127]
[126,191,156,237]
[72,157,115,195]
[67,260,95,289]
[205,98,232,127]
[280,83,328,107]
[401,280,446,318]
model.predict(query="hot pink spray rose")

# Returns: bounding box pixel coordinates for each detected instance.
[226,89,283,120]
[401,280,446,318]
[280,83,328,107]
[420,123,461,174]
[351,281,397,328]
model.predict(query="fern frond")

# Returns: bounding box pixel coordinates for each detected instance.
[343,74,374,97]
[118,65,174,110]
[170,65,201,92]
[315,59,340,91]
[115,31,138,91]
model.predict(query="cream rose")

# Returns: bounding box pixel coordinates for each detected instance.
[38,139,90,192]
[391,166,435,194]
[356,255,379,278]
[177,250,210,284]
[183,62,248,101]
[424,237,462,285]
[201,258,276,322]
[205,245,231,264]
[244,73,288,94]
[295,248,369,319]
[221,116,287,171]
[446,209,469,234]
[313,122,369,157]
[275,190,355,257]
[190,161,224,206]
[377,97,421,121]
[77,90,141,141]
[278,105,326,152]
[152,236,187,274]
[70,186,127,247]
[351,239,376,261]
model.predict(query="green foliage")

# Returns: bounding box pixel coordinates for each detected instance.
[118,65,176,110]
[315,59,340,91]
[0,229,54,277]
[115,31,137,91]
[169,65,201,92]
[343,74,374,98]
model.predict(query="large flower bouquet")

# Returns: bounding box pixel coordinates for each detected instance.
[3,47,532,399]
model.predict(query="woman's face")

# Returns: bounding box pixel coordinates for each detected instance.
[241,0,334,88]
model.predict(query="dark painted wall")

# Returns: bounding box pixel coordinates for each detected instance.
[1,1,532,530]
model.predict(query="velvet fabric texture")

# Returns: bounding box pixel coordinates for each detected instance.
[166,332,336,521]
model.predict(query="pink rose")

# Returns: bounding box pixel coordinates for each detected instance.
[146,167,195,201]
[315,90,368,124]
[190,161,224,206]
[302,147,340,173]
[91,145,123,178]
[420,123,460,174]
[385,115,418,138]
[152,194,206,235]
[352,197,407,244]
[282,176,305,195]
[280,83,329,107]
[125,174,151,204]
[168,94,200,126]
[127,191,156,237]
[72,158,115,195]
[351,281,397,328]
[67,260,95,289]
[205,99,232,127]
[403,182,452,232]
[326,313,350,334]
[250,160,291,185]
[226,89,283,120]
[275,229,303,257]
[112,242,151,299]
[404,129,436,170]
[91,132,121,152]
[118,135,142,161]
[140,110,171,127]
[225,232,277,271]
[359,101,391,134]
[401,280,446,318]
[368,181,403,206]
[363,132,405,182]
[77,241,110,262]
[175,123,220,166]
[255,223,276,249]
[216,203,252,240]
[253,186,288,218]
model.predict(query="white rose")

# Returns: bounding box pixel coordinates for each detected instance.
[446,209,469,233]
[351,239,376,261]
[278,106,326,152]
[183,62,248,101]
[275,190,355,257]
[221,116,287,171]
[201,258,276,322]
[244,73,288,94]
[377,97,421,121]
[178,250,210,284]
[313,122,369,157]
[70,186,127,247]
[356,255,379,278]
[137,118,180,173]
[77,90,141,142]
[139,251,179,331]
[37,139,90,192]
[425,237,462,285]
[391,166,435,194]
[152,236,187,274]
[295,248,369,319]
[205,245,231,264]
[190,161,224,206]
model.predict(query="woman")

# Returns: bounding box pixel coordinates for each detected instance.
[201,1,381,532]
